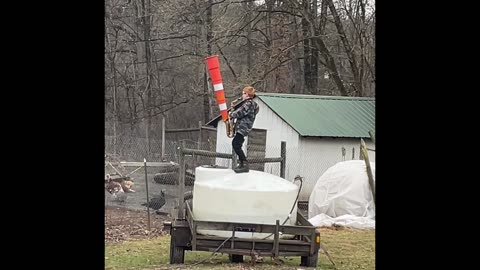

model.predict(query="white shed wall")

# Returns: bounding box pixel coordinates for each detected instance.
[296,137,376,201]
[215,98,299,173]
[212,98,376,202]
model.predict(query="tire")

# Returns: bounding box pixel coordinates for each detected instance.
[300,252,318,267]
[170,236,185,264]
[229,254,244,263]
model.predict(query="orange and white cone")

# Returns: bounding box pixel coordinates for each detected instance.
[205,55,229,122]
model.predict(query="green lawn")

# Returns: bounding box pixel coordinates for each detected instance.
[105,228,375,270]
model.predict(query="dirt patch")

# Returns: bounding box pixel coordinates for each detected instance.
[105,206,171,243]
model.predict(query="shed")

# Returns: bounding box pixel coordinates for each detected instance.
[206,93,375,201]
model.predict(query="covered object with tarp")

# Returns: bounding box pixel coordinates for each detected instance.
[308,160,375,229]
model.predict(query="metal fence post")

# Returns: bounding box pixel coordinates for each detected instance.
[144,158,151,231]
[161,117,166,161]
[177,141,186,219]
[280,141,286,179]
[195,120,202,168]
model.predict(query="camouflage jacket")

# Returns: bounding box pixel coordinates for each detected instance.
[230,98,259,137]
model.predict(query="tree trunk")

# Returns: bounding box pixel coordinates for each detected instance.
[311,0,319,94]
[203,0,213,124]
[302,0,311,95]
[105,26,118,154]
[299,0,348,96]
[326,0,362,96]
[314,36,348,96]
[264,0,274,92]
[288,7,303,94]
[131,55,139,135]
[142,0,153,158]
[243,1,253,73]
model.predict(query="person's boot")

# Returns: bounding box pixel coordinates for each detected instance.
[243,161,249,172]
[234,160,243,170]
[234,160,249,173]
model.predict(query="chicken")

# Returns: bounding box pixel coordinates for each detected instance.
[105,174,135,202]
[105,180,124,197]
[183,190,193,201]
[141,190,166,211]
[121,180,135,193]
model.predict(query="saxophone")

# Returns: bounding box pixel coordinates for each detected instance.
[226,96,243,138]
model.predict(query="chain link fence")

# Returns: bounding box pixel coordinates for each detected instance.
[105,134,375,235]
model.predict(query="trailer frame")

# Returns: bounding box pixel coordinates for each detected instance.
[164,141,320,267]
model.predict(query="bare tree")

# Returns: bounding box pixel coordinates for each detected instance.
[104,0,375,139]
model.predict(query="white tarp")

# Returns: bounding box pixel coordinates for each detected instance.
[308,160,375,229]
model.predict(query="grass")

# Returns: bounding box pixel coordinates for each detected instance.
[105,228,375,270]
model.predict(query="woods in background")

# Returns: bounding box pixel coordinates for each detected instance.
[105,0,375,140]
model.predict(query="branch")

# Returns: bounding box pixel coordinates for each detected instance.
[249,58,292,88]
[214,43,238,81]
[326,0,362,94]
[134,53,200,65]
[146,33,199,42]
[256,9,302,18]
[131,96,197,122]
[210,10,262,49]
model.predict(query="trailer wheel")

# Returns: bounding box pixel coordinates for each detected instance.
[229,254,244,263]
[169,237,185,264]
[300,252,318,267]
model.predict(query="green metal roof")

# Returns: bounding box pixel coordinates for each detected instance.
[256,93,375,138]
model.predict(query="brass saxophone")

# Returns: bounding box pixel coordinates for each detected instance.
[226,96,243,138]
